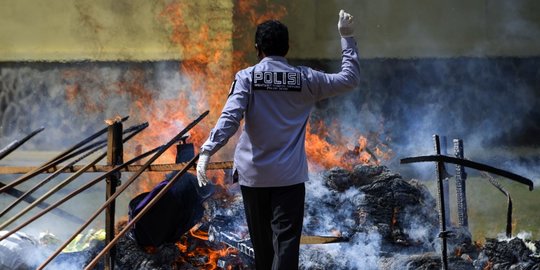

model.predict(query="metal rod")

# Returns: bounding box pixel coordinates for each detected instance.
[433,135,449,270]
[84,154,199,270]
[0,161,233,174]
[0,127,45,160]
[454,139,468,227]
[480,172,513,238]
[37,110,209,270]
[0,116,129,193]
[0,140,105,218]
[0,144,161,243]
[0,154,104,230]
[440,136,451,226]
[400,155,534,190]
[0,123,148,231]
[104,120,123,270]
[0,182,84,224]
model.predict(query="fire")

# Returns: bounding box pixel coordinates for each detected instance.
[176,231,238,270]
[306,120,391,170]
[190,227,209,241]
[59,1,398,267]
[63,0,392,190]
[391,207,399,227]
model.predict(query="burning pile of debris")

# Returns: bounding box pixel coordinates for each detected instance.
[475,236,540,270]
[301,164,445,269]
[1,119,538,270]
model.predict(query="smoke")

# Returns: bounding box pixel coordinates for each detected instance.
[300,232,382,270]
[301,173,382,269]
[301,1,540,184]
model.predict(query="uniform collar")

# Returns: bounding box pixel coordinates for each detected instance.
[260,56,288,63]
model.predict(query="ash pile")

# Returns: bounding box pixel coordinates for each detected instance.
[475,237,540,270]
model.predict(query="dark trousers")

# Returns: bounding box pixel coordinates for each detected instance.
[241,183,305,270]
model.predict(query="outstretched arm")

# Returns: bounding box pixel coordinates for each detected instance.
[307,10,361,100]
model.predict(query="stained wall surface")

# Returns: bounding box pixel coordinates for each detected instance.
[1,0,539,61]
[0,0,234,61]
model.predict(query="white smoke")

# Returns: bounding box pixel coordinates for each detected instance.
[300,173,383,269]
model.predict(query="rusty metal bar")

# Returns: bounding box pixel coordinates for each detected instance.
[104,120,123,270]
[0,142,161,244]
[0,161,233,174]
[0,116,129,193]
[433,135,449,270]
[0,127,45,160]
[0,122,148,231]
[454,139,469,227]
[0,156,103,231]
[440,136,451,226]
[480,172,513,238]
[84,154,199,270]
[0,122,146,219]
[0,139,105,218]
[400,155,534,191]
[37,110,209,270]
[0,182,83,224]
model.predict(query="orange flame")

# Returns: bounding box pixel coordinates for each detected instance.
[306,120,392,170]
[63,1,392,191]
[176,231,238,270]
[190,227,210,241]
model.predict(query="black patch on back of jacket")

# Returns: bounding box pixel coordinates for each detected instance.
[252,71,302,92]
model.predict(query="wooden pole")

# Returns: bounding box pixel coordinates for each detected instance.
[0,161,233,174]
[105,120,123,270]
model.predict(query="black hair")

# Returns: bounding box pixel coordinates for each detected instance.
[255,20,289,57]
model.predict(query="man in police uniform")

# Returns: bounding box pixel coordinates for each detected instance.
[197,10,360,269]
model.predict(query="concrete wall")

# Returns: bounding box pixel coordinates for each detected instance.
[0,0,234,61]
[1,0,539,61]
[282,0,540,58]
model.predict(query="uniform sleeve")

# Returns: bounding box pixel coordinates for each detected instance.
[200,71,250,155]
[306,37,360,101]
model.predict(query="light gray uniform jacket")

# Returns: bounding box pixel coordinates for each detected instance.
[201,37,360,187]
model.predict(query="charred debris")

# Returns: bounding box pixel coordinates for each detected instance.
[0,118,538,270]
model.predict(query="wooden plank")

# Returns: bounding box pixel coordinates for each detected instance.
[0,161,233,174]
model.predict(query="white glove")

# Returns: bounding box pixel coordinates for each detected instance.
[197,151,211,187]
[338,9,354,37]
